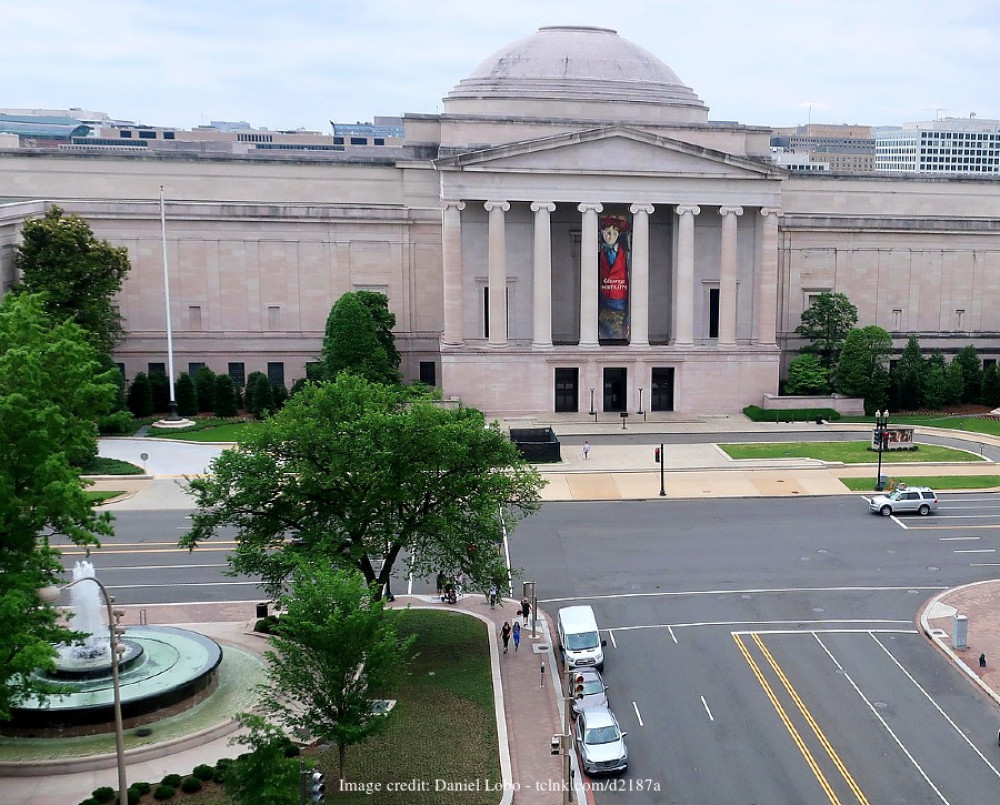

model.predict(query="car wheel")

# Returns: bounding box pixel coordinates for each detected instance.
[918,504,930,516]
[880,505,892,516]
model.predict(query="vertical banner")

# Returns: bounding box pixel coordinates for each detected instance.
[598,215,631,340]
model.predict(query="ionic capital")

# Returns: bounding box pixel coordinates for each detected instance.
[760,207,784,218]
[629,203,655,216]
[675,205,701,217]
[530,201,556,214]
[441,200,466,212]
[484,200,510,213]
[577,202,604,215]
[719,206,744,217]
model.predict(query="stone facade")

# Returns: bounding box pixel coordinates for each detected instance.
[1,26,999,417]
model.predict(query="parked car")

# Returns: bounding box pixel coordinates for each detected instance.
[575,705,628,775]
[869,486,938,516]
[570,667,609,717]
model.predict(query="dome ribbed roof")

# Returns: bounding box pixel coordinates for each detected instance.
[446,26,706,113]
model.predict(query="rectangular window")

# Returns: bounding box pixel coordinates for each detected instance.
[554,368,579,413]
[267,362,285,387]
[119,130,132,138]
[956,309,966,330]
[350,136,367,145]
[419,361,437,386]
[188,362,205,376]
[189,305,202,330]
[148,362,166,375]
[708,288,720,339]
[228,362,246,387]
[164,131,175,140]
[138,130,156,139]
[267,305,280,329]
[483,287,490,338]
[651,367,675,412]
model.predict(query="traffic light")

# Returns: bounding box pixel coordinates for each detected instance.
[571,672,586,699]
[654,447,661,464]
[310,770,326,803]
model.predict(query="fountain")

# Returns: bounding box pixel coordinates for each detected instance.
[4,562,224,737]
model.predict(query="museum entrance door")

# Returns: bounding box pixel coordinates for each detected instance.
[603,368,627,412]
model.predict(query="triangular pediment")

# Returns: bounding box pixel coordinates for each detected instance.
[435,126,780,180]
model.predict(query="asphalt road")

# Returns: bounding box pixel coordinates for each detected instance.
[52,492,1000,803]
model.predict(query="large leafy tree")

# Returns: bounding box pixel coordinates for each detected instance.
[953,345,983,404]
[795,292,858,383]
[893,336,925,411]
[834,325,891,414]
[354,290,401,374]
[14,206,130,353]
[0,293,118,720]
[180,374,543,600]
[257,565,416,780]
[783,353,828,395]
[321,292,400,385]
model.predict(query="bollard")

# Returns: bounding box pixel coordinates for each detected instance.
[953,614,968,649]
[540,661,545,688]
[980,653,987,668]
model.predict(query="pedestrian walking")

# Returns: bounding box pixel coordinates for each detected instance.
[500,621,512,654]
[583,440,590,460]
[512,621,521,651]
[488,582,499,609]
[520,596,531,627]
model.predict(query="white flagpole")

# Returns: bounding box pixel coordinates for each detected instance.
[160,185,179,420]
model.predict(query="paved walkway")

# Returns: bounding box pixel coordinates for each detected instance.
[6,418,1000,803]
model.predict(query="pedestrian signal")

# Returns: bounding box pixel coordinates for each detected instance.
[654,447,661,464]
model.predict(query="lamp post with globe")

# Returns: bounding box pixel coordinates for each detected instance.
[874,409,890,492]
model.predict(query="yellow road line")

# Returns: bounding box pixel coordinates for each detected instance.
[733,633,841,805]
[753,634,870,805]
[60,547,234,555]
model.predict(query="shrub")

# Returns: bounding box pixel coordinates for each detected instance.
[743,405,840,423]
[282,742,301,758]
[98,410,134,435]
[127,788,141,805]
[91,787,115,803]
[79,799,98,805]
[175,372,198,417]
[131,782,152,795]
[149,370,170,413]
[213,373,239,417]
[127,372,154,417]
[192,763,215,781]
[180,776,203,793]
[161,773,182,787]
[253,615,279,634]
[152,784,175,801]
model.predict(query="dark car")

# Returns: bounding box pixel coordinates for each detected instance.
[570,667,609,717]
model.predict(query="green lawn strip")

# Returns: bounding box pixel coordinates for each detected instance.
[314,608,499,804]
[84,490,125,504]
[839,475,1000,492]
[145,421,254,442]
[80,456,146,475]
[839,415,1000,437]
[719,441,983,464]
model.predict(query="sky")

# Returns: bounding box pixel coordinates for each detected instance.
[3,0,998,133]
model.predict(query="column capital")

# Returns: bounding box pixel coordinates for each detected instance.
[676,204,701,217]
[577,202,604,215]
[441,200,466,212]
[719,205,744,217]
[530,201,556,213]
[484,200,510,213]
[760,207,784,218]
[629,202,655,216]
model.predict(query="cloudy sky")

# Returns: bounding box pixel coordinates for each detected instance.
[4,0,997,132]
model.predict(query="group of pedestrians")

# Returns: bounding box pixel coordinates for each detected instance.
[500,596,532,654]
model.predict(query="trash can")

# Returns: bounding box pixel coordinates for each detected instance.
[953,613,968,649]
[256,602,269,619]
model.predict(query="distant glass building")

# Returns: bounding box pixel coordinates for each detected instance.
[875,118,1000,174]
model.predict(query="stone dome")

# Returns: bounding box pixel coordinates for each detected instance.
[444,26,708,121]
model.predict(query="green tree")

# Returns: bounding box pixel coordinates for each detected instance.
[783,353,828,395]
[953,345,983,404]
[923,357,949,410]
[181,375,543,600]
[259,565,416,780]
[245,372,274,419]
[982,363,1000,408]
[0,293,118,720]
[321,293,399,385]
[214,374,239,417]
[175,373,199,417]
[194,366,217,413]
[224,715,301,805]
[945,359,965,406]
[354,290,401,374]
[795,292,858,383]
[893,336,925,411]
[149,370,170,413]
[14,206,130,352]
[834,326,891,414]
[127,372,154,418]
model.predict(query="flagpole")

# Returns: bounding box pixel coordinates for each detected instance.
[160,185,180,420]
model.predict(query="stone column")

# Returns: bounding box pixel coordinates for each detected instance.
[531,201,556,349]
[578,202,603,347]
[718,206,743,346]
[674,205,700,345]
[441,201,465,345]
[755,208,782,345]
[485,200,510,346]
[628,203,654,347]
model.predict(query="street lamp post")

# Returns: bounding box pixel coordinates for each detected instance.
[874,409,890,492]
[589,388,596,421]
[659,441,666,497]
[39,578,127,804]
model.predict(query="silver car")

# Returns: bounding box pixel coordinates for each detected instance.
[869,486,938,516]
[575,705,628,775]
[570,667,609,718]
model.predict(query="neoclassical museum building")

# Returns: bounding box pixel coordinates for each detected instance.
[2,26,1000,417]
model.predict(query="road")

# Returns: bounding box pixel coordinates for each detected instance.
[53,491,1000,803]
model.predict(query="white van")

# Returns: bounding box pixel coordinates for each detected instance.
[557,605,606,670]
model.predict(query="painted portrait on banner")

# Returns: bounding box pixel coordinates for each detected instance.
[598,215,631,341]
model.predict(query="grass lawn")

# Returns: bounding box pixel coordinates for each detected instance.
[80,456,146,475]
[84,490,126,504]
[838,475,1000,492]
[173,609,497,805]
[719,441,984,464]
[839,414,1000,437]
[145,420,254,442]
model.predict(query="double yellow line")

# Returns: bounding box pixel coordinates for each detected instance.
[734,633,869,805]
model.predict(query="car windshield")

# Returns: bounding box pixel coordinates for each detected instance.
[582,680,604,695]
[566,631,600,651]
[585,724,620,745]
[887,489,905,500]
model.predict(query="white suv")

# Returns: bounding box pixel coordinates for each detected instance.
[869,486,938,516]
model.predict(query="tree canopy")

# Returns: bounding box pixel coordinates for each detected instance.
[321,292,400,385]
[180,374,543,600]
[0,293,118,720]
[14,206,130,353]
[834,325,891,413]
[795,292,858,381]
